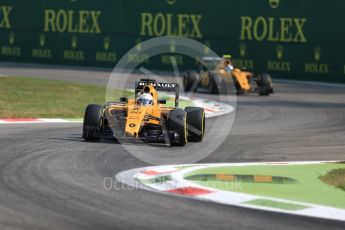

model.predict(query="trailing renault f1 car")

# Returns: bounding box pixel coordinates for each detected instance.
[82,79,205,146]
[183,55,274,96]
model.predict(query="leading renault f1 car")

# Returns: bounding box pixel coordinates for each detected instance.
[183,55,274,96]
[82,79,205,146]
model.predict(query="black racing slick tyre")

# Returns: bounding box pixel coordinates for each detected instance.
[234,80,245,95]
[185,107,205,142]
[257,73,273,96]
[83,104,103,141]
[167,108,187,146]
[208,73,219,94]
[183,71,198,92]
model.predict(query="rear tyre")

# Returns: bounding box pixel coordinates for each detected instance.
[234,79,245,95]
[183,71,198,92]
[208,73,219,94]
[167,108,187,146]
[257,73,273,96]
[185,107,205,142]
[83,104,103,141]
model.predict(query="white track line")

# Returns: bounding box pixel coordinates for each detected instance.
[0,119,82,124]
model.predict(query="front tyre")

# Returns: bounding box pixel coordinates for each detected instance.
[257,73,273,96]
[83,104,103,141]
[185,107,205,142]
[167,108,187,146]
[183,71,199,92]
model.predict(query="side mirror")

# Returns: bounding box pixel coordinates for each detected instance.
[158,99,167,104]
[119,97,128,102]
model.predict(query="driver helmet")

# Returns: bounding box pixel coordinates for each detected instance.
[137,93,153,106]
[223,54,232,64]
[223,54,234,73]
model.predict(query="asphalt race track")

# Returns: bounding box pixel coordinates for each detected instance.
[0,64,345,230]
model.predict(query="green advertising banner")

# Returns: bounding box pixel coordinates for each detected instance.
[0,0,344,82]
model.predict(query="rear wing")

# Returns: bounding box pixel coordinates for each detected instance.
[135,79,179,107]
[202,57,222,62]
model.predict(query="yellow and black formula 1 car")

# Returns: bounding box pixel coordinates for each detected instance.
[82,79,205,146]
[183,56,274,96]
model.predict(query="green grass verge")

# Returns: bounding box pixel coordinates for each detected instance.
[0,77,109,118]
[319,168,345,191]
[185,163,345,209]
[159,95,193,108]
[0,77,193,118]
[244,199,309,211]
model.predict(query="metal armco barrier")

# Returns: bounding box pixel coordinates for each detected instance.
[0,0,344,82]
